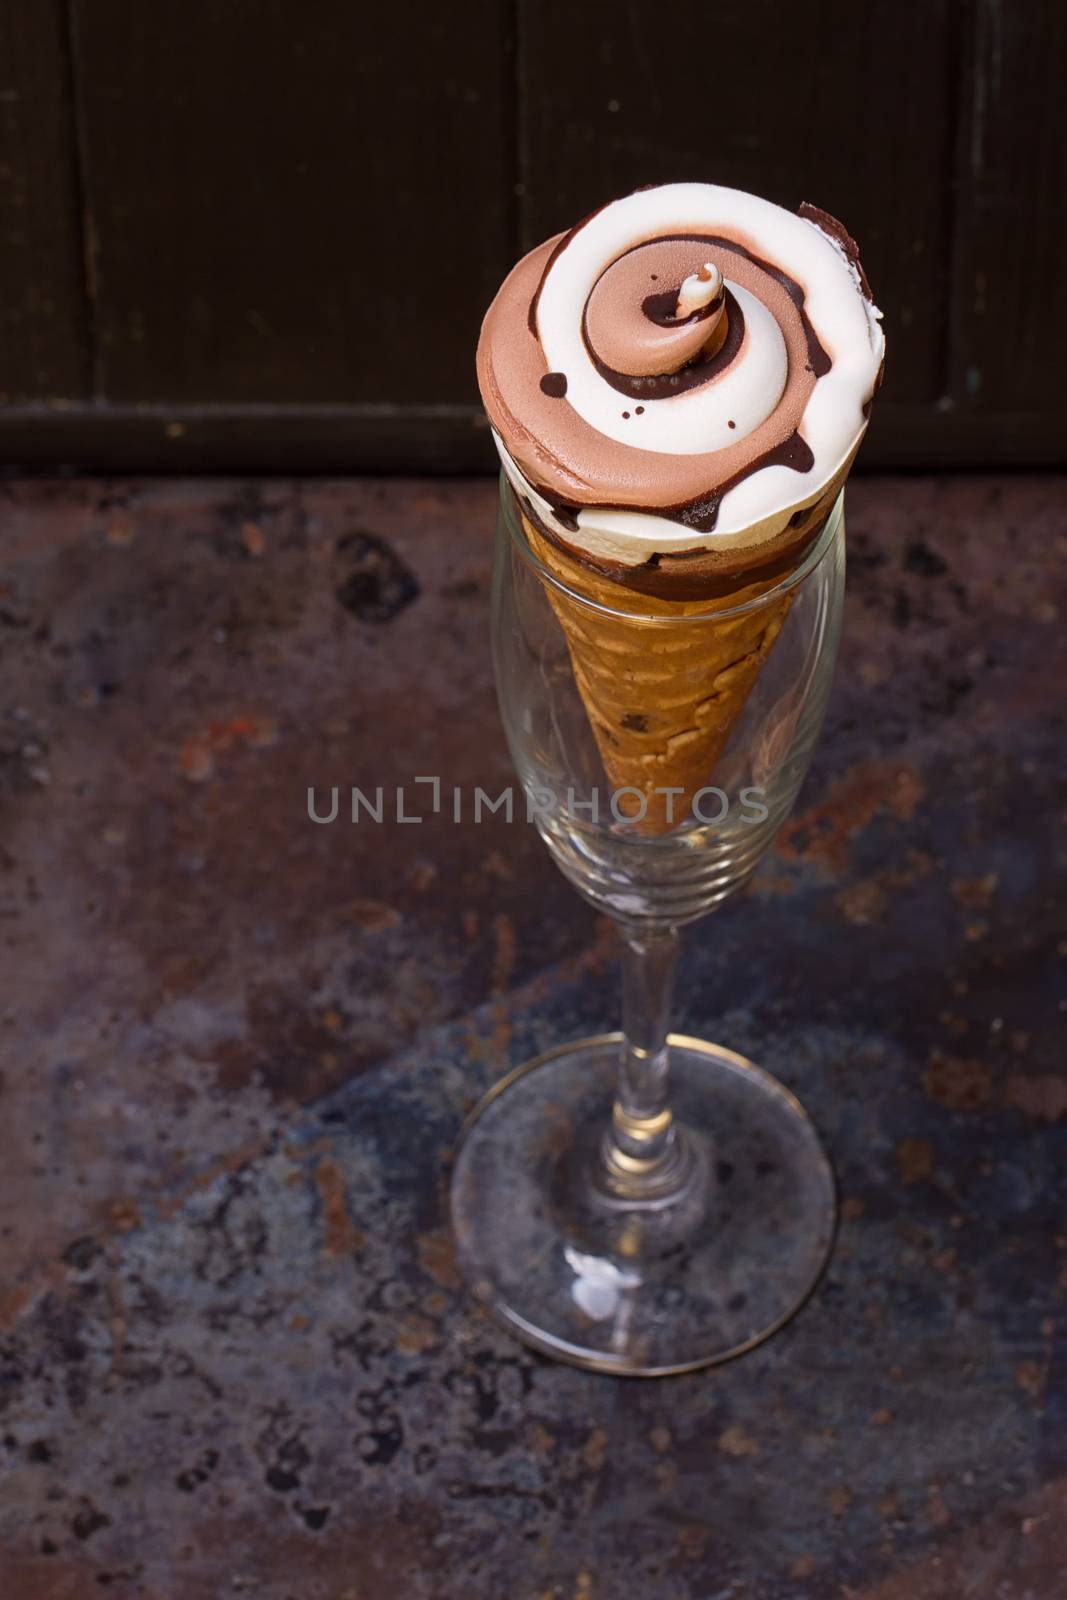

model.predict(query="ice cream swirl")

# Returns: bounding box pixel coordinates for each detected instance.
[477,182,884,588]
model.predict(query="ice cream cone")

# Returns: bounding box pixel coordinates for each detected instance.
[477,182,884,836]
[523,511,794,834]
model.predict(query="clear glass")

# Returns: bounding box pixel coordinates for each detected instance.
[450,478,846,1374]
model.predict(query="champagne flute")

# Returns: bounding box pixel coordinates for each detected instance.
[449,477,846,1375]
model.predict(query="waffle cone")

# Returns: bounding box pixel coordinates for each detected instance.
[524,514,793,834]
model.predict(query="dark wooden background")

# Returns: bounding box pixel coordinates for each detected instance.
[0,0,1063,473]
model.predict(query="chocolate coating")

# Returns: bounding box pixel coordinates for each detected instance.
[585,239,727,377]
[477,182,884,596]
[479,234,816,510]
[515,471,847,601]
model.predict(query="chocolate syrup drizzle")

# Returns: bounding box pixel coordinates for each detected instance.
[539,371,568,397]
[656,234,832,381]
[525,225,835,537]
[582,289,745,401]
[514,481,830,601]
[661,429,815,532]
[534,426,815,540]
[641,283,724,325]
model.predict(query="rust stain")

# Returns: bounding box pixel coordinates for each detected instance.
[0,1259,66,1332]
[923,1053,992,1111]
[718,1423,760,1458]
[836,848,937,924]
[105,514,134,545]
[242,519,266,557]
[1015,1359,1046,1400]
[0,1552,108,1599]
[314,1157,365,1258]
[753,868,797,896]
[830,1485,853,1517]
[405,858,438,891]
[106,1241,128,1376]
[834,878,890,925]
[927,1483,951,1529]
[156,1496,445,1598]
[489,914,518,1062]
[950,872,999,910]
[179,737,215,782]
[157,1138,265,1220]
[107,1198,143,1233]
[0,1282,35,1329]
[524,915,619,1011]
[395,1312,439,1354]
[529,1422,556,1458]
[886,767,925,821]
[779,762,927,875]
[462,911,520,1073]
[490,911,517,995]
[870,1408,894,1426]
[675,1524,710,1558]
[417,1228,459,1289]
[0,1286,32,1324]
[791,1553,816,1578]
[350,899,401,932]
[853,1475,1067,1598]
[583,1427,608,1471]
[178,712,279,782]
[238,712,278,747]
[483,849,514,882]
[1004,1075,1067,1122]
[895,1138,935,1185]
[649,1425,672,1454]
[462,913,616,1077]
[588,917,620,972]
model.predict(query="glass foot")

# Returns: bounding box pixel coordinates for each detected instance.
[450,1033,836,1376]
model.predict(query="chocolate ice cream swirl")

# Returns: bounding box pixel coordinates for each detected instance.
[476,182,884,591]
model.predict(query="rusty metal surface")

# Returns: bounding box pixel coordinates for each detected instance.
[0,474,1064,1598]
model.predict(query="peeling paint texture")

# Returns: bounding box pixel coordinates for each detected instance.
[0,476,1064,1598]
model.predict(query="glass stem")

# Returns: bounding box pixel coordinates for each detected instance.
[601,924,691,1200]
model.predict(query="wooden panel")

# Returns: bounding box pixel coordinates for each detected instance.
[68,0,515,405]
[948,0,1067,427]
[0,1,89,401]
[0,402,493,473]
[518,0,958,409]
[0,0,1057,471]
